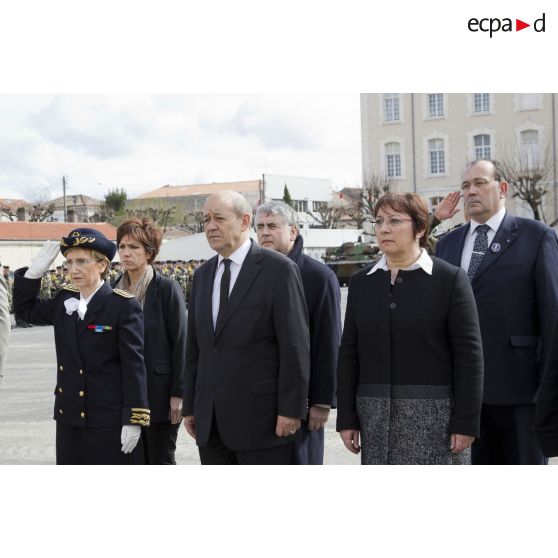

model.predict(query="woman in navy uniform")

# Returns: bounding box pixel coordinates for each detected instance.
[113,217,187,465]
[13,228,149,465]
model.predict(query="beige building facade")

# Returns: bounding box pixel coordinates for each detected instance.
[361,93,558,225]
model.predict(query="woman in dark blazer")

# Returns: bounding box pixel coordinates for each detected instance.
[13,228,149,465]
[337,193,484,464]
[113,218,187,465]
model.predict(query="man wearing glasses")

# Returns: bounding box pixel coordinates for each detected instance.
[436,159,558,464]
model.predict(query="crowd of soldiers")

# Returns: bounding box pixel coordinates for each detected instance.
[1,259,206,324]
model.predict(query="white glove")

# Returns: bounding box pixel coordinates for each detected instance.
[121,425,142,454]
[25,240,60,279]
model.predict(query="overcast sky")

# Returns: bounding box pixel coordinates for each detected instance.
[0,94,362,203]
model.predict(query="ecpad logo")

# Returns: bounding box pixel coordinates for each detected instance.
[468,13,546,37]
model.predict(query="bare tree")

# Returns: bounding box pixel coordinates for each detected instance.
[126,205,176,233]
[340,173,393,228]
[500,144,553,223]
[306,204,343,229]
[28,202,56,222]
[181,211,205,233]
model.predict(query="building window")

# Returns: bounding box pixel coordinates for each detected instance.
[428,138,445,175]
[473,94,490,113]
[293,199,308,212]
[520,129,540,169]
[474,134,491,159]
[312,201,327,212]
[385,142,402,177]
[384,93,400,122]
[518,94,542,111]
[428,94,444,118]
[430,196,444,212]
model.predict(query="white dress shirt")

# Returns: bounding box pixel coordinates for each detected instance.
[78,280,104,320]
[367,248,433,284]
[212,238,252,329]
[460,207,506,272]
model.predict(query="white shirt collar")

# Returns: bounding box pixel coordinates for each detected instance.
[217,237,251,268]
[469,207,506,236]
[80,280,104,304]
[367,248,433,276]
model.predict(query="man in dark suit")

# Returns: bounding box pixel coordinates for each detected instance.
[255,201,341,465]
[182,190,310,465]
[436,159,558,464]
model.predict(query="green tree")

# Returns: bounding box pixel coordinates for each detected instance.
[105,188,127,214]
[282,184,293,207]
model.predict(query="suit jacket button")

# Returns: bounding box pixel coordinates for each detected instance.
[59,409,63,415]
[80,412,85,418]
[58,387,63,394]
[59,365,63,371]
[79,369,84,375]
[389,302,397,309]
[79,391,84,397]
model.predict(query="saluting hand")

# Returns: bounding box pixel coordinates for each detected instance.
[434,191,461,221]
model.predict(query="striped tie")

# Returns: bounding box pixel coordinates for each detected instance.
[467,224,490,280]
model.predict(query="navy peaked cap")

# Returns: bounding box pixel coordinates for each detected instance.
[60,228,117,261]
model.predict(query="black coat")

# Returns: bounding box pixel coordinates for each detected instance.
[287,234,340,407]
[113,269,187,423]
[183,240,310,451]
[13,271,149,428]
[436,213,558,405]
[337,257,484,438]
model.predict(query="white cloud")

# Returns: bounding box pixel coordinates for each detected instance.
[0,93,361,201]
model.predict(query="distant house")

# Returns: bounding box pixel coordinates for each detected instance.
[49,194,104,223]
[0,198,29,222]
[0,221,117,269]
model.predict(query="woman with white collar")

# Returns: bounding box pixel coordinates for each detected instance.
[336,193,484,465]
[13,227,149,464]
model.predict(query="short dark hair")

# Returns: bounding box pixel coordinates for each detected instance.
[374,192,430,248]
[116,217,163,264]
[465,159,506,183]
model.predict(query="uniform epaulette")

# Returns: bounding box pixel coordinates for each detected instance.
[113,288,134,299]
[61,283,80,292]
[130,408,150,426]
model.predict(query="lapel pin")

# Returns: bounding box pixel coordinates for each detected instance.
[491,243,501,253]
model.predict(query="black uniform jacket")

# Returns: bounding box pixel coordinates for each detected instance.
[113,269,187,423]
[14,270,149,428]
[287,234,341,408]
[183,240,311,451]
[337,257,484,437]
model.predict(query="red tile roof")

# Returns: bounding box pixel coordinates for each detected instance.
[135,180,261,200]
[0,222,117,241]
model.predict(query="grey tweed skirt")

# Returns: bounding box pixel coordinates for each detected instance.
[356,384,470,465]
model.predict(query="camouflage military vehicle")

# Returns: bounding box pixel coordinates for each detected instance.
[323,240,381,287]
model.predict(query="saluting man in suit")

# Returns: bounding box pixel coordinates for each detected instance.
[436,159,558,465]
[182,190,310,465]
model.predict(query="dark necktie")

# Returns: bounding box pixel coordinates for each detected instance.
[217,258,232,326]
[467,224,491,280]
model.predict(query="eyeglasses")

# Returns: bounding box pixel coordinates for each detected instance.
[371,217,413,228]
[62,258,102,269]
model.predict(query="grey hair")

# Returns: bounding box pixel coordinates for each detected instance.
[256,200,299,227]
